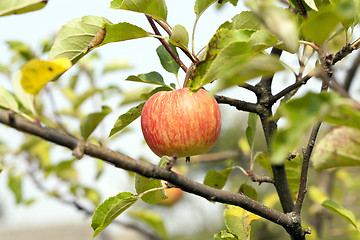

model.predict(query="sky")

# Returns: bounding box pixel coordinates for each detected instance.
[0,0,249,236]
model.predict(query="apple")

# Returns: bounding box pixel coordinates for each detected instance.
[160,168,184,206]
[141,87,221,158]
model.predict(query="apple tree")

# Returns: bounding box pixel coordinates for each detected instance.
[1,0,360,240]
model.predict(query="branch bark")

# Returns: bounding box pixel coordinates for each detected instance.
[256,47,295,215]
[215,94,260,113]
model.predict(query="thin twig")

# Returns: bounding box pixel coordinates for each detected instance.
[294,53,331,214]
[215,95,259,113]
[344,51,360,91]
[240,83,260,94]
[247,170,274,184]
[270,74,313,104]
[151,16,198,64]
[145,15,188,72]
[293,122,321,214]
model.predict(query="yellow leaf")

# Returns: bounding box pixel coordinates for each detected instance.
[224,205,261,240]
[21,58,72,95]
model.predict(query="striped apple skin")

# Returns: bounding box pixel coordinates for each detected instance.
[141,87,221,158]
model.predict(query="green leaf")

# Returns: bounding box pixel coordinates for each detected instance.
[103,58,132,73]
[126,71,167,86]
[245,113,258,147]
[329,0,358,30]
[239,184,258,201]
[285,155,302,200]
[80,106,112,140]
[21,137,51,171]
[190,28,255,90]
[214,54,285,91]
[204,168,233,190]
[301,6,341,44]
[312,127,360,170]
[84,187,101,206]
[135,173,167,204]
[214,230,237,240]
[156,43,180,75]
[8,171,23,204]
[129,209,167,238]
[255,5,299,53]
[0,0,47,16]
[271,92,333,164]
[0,85,19,113]
[271,92,360,165]
[110,0,167,21]
[7,41,36,61]
[170,24,189,48]
[249,30,278,52]
[54,159,78,181]
[140,86,172,101]
[109,102,145,138]
[322,200,359,231]
[100,22,149,46]
[91,192,138,238]
[73,88,101,109]
[324,98,360,130]
[49,16,108,64]
[224,205,260,240]
[220,11,262,31]
[194,0,217,18]
[255,152,272,176]
[95,159,105,179]
[308,186,329,204]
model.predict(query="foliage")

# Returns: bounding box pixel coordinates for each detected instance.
[1,0,360,240]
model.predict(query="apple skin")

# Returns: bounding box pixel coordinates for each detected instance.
[160,168,184,206]
[141,87,221,158]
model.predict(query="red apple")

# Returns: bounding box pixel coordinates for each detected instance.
[141,87,221,158]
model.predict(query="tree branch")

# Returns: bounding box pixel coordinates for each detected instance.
[294,52,331,215]
[0,109,300,233]
[293,122,321,214]
[270,74,312,104]
[344,51,360,91]
[295,0,308,17]
[256,47,295,215]
[146,15,188,72]
[215,95,260,113]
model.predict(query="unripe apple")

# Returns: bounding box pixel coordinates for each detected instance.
[141,87,221,158]
[160,168,184,206]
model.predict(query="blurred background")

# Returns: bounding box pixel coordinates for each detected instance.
[1,1,360,240]
[0,1,256,240]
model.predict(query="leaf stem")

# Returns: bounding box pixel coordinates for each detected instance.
[192,16,200,56]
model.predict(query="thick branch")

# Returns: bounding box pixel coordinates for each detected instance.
[256,47,295,215]
[0,109,296,231]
